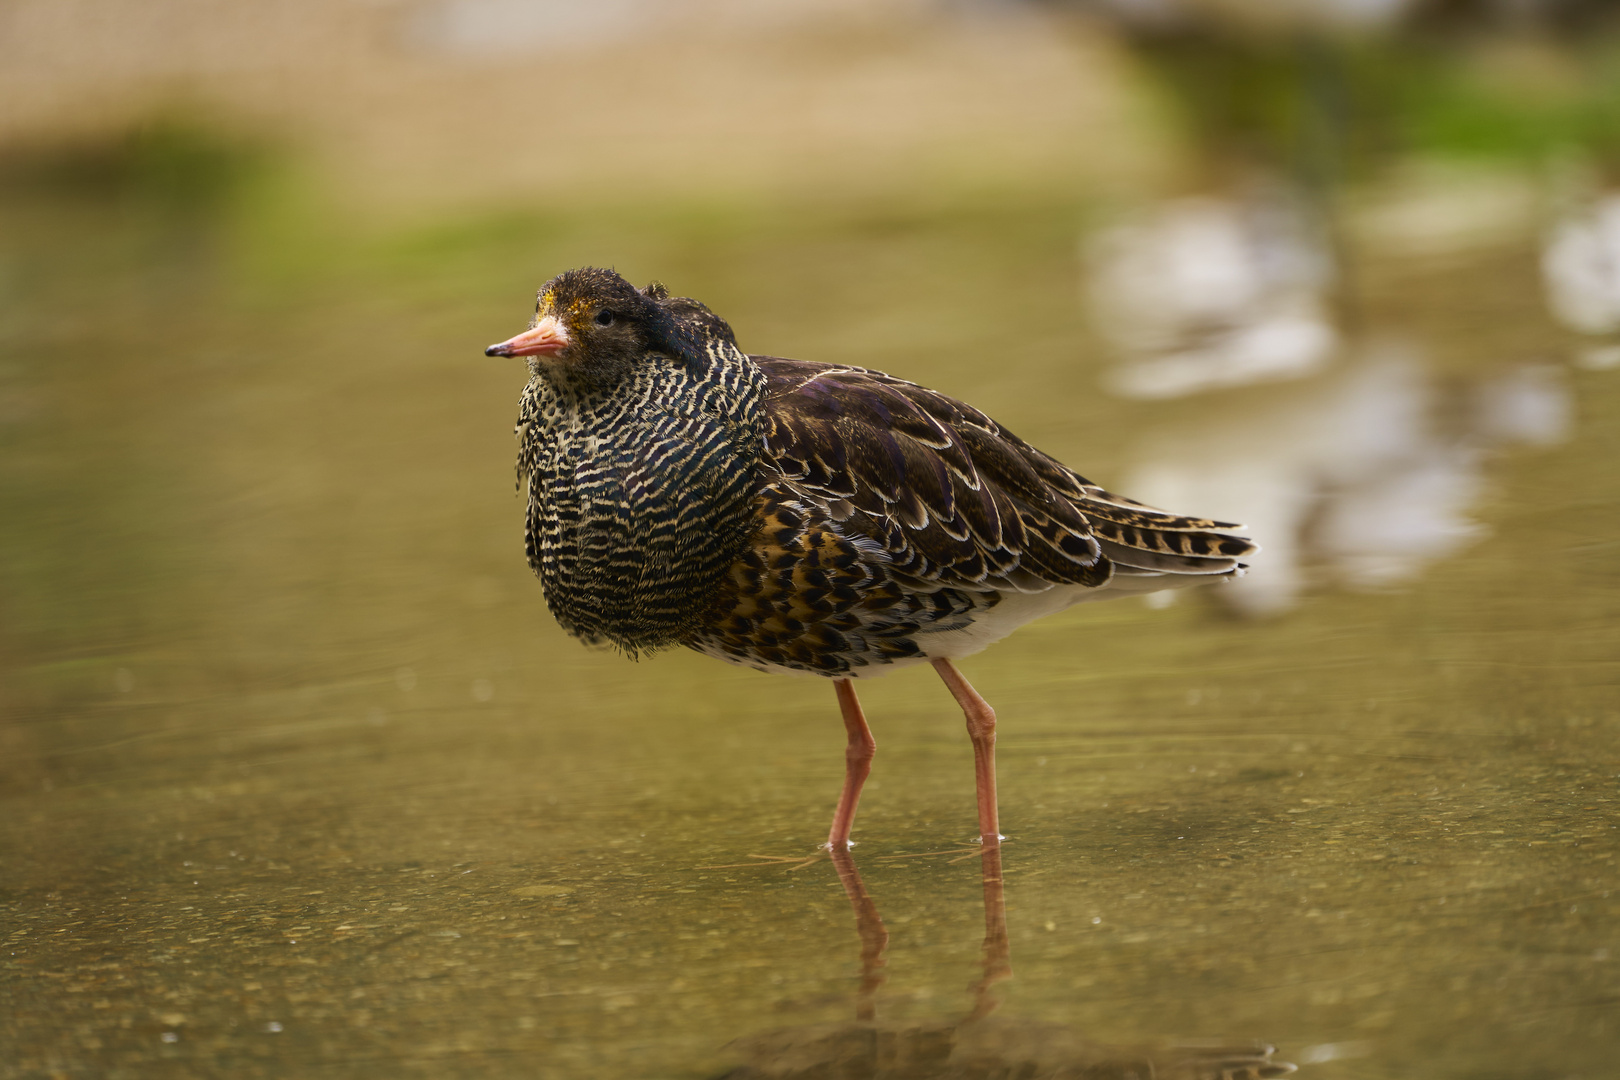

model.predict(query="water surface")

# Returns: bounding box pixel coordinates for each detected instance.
[2,168,1617,1078]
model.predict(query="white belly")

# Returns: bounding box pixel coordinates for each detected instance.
[912,567,1233,666]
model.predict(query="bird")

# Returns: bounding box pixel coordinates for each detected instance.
[485,267,1255,852]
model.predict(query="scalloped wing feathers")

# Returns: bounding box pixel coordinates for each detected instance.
[755,358,1254,595]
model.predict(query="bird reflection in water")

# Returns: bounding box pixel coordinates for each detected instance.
[716,842,1293,1080]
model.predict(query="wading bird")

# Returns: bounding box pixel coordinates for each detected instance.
[486,268,1254,851]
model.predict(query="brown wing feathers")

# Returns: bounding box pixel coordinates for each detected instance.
[758,359,1254,590]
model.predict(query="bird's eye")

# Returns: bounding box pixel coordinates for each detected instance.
[595,309,615,327]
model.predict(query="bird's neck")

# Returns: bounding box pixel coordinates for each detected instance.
[520,342,764,439]
[524,356,626,407]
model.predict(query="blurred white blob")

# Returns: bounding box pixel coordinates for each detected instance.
[408,0,946,54]
[1084,192,1338,399]
[1296,1041,1372,1064]
[1123,343,1571,615]
[1472,364,1573,448]
[1575,344,1620,371]
[412,0,653,52]
[1354,162,1539,259]
[1081,0,1415,33]
[1543,191,1620,375]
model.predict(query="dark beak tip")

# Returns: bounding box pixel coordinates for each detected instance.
[484,344,507,357]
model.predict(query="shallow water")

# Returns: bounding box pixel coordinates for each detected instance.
[2,172,1618,1079]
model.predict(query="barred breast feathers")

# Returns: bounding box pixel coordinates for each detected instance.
[516,329,767,656]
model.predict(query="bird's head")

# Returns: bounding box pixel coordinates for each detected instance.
[487,267,719,390]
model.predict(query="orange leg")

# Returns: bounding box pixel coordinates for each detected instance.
[826,678,877,851]
[931,658,1002,844]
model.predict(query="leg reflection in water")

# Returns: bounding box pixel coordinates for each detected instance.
[827,840,1012,1027]
[827,846,891,1024]
[717,841,1295,1080]
[959,838,1012,1026]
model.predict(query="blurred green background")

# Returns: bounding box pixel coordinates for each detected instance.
[3,2,1618,1078]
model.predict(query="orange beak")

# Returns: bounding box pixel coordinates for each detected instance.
[485,315,570,358]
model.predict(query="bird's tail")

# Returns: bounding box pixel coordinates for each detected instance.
[1076,485,1257,582]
